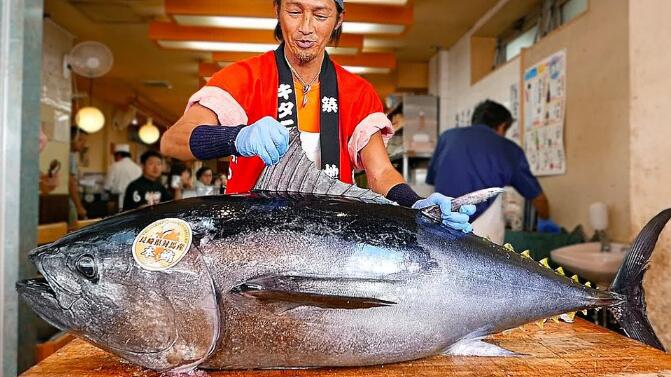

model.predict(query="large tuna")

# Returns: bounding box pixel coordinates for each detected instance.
[17,130,667,372]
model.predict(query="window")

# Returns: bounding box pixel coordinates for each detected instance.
[505,25,538,61]
[496,0,588,65]
[561,0,588,24]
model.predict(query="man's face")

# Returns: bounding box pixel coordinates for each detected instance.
[276,0,343,64]
[199,170,213,185]
[143,156,163,181]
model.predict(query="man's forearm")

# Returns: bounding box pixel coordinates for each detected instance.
[368,166,405,197]
[532,192,550,219]
[161,103,220,161]
[69,176,85,211]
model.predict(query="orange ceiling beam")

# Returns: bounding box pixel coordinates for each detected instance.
[149,21,277,44]
[331,52,396,69]
[149,21,363,48]
[208,52,258,63]
[212,51,396,69]
[199,62,221,78]
[165,0,413,25]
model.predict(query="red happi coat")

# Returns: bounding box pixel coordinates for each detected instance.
[193,51,392,194]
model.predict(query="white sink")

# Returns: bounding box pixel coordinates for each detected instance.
[550,242,629,286]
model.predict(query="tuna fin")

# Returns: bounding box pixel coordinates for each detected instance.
[520,250,531,258]
[444,339,519,357]
[231,275,396,310]
[253,128,391,205]
[560,312,576,323]
[608,208,671,351]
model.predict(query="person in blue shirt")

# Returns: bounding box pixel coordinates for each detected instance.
[426,100,553,242]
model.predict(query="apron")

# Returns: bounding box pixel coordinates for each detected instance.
[472,195,505,245]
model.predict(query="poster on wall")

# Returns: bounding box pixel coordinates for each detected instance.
[506,83,521,145]
[523,49,567,176]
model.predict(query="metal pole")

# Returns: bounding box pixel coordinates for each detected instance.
[0,0,42,375]
[0,0,26,375]
[18,0,43,373]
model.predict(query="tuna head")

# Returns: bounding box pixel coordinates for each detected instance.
[16,221,219,372]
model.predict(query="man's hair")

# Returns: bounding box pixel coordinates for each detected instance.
[140,150,163,165]
[196,167,212,180]
[114,151,132,159]
[70,126,88,141]
[471,100,514,130]
[273,0,344,45]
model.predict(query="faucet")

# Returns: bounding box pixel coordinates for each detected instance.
[596,229,611,252]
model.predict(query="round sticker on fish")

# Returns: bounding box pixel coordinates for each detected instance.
[132,218,193,271]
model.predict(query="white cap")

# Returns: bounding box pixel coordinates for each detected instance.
[114,144,130,153]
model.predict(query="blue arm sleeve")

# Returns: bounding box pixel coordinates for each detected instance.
[510,149,542,199]
[188,125,244,160]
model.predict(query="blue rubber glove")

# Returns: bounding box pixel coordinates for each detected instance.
[235,116,289,165]
[412,193,476,233]
[537,218,561,233]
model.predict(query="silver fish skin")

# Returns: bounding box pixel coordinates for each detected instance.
[19,194,666,372]
[450,188,506,211]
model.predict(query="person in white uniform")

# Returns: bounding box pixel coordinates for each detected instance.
[104,144,142,211]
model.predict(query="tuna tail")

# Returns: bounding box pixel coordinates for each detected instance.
[608,208,671,351]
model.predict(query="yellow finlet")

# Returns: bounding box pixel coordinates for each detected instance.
[555,266,565,276]
[536,319,547,329]
[571,274,580,283]
[521,250,531,258]
[581,309,588,315]
[560,312,576,323]
[539,258,551,268]
[503,243,515,252]
[551,316,560,324]
[585,281,592,288]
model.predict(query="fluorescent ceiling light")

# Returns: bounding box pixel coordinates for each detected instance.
[343,22,404,34]
[206,66,388,79]
[158,40,357,55]
[342,66,391,74]
[158,40,278,52]
[174,15,405,35]
[174,15,276,30]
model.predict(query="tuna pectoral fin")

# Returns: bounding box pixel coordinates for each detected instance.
[444,339,519,357]
[231,275,396,310]
[608,208,671,351]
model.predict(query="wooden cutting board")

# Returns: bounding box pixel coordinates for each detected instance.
[21,319,671,377]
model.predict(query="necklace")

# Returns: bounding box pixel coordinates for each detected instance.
[285,54,322,108]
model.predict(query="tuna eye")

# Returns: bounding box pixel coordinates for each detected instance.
[76,254,97,280]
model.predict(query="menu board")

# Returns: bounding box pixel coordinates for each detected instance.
[523,50,567,176]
